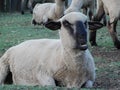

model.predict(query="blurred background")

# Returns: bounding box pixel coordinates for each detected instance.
[0,0,21,12]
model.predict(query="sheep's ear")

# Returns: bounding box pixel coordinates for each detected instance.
[88,21,104,30]
[45,21,61,30]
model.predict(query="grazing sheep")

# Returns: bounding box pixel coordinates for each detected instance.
[89,0,120,49]
[0,12,103,88]
[32,0,65,25]
[21,0,54,14]
[64,0,95,20]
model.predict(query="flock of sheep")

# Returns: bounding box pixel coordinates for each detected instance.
[0,0,120,89]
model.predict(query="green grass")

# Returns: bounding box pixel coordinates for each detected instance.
[0,13,58,55]
[0,85,105,90]
[0,85,71,90]
[96,27,114,48]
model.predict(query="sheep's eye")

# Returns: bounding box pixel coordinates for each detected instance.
[63,20,71,26]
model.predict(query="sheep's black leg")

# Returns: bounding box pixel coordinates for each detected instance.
[102,15,107,26]
[21,0,27,15]
[89,10,105,46]
[89,30,97,46]
[88,10,93,21]
[27,0,33,14]
[107,20,120,49]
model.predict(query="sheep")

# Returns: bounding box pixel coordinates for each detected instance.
[89,0,120,49]
[21,0,54,14]
[32,0,65,25]
[0,12,103,88]
[64,0,95,20]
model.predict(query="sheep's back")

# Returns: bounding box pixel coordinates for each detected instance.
[8,39,62,85]
[33,3,55,23]
[102,0,120,22]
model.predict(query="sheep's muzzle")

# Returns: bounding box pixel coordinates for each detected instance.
[75,43,88,51]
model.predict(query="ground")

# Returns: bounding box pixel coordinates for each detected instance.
[91,47,120,89]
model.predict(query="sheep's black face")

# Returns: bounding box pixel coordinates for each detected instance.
[75,21,88,50]
[63,20,88,50]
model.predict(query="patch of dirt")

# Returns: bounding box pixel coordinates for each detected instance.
[91,47,120,89]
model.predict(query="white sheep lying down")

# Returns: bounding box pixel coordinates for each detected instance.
[0,12,103,88]
[32,0,65,25]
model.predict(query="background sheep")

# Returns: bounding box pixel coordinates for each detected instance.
[89,0,120,49]
[32,0,65,25]
[21,0,54,14]
[0,12,103,88]
[64,0,95,20]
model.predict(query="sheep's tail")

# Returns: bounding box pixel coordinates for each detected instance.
[0,50,10,84]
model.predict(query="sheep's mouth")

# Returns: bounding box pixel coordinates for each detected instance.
[75,44,88,50]
[75,38,88,50]
[74,41,88,50]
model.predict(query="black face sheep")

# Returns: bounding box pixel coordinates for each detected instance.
[0,12,103,88]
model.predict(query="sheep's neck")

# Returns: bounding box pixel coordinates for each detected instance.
[54,48,87,87]
[62,48,85,71]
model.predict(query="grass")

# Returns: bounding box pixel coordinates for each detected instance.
[0,85,104,90]
[0,13,58,55]
[0,12,120,90]
[0,85,75,90]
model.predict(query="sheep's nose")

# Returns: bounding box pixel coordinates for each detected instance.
[76,35,88,50]
[77,34,87,44]
[79,39,87,45]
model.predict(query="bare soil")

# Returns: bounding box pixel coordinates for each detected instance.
[91,47,120,89]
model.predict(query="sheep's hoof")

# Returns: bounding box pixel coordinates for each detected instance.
[81,80,94,88]
[84,80,93,88]
[90,41,98,46]
[114,41,120,49]
[32,19,37,25]
[21,11,24,15]
[30,11,33,14]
